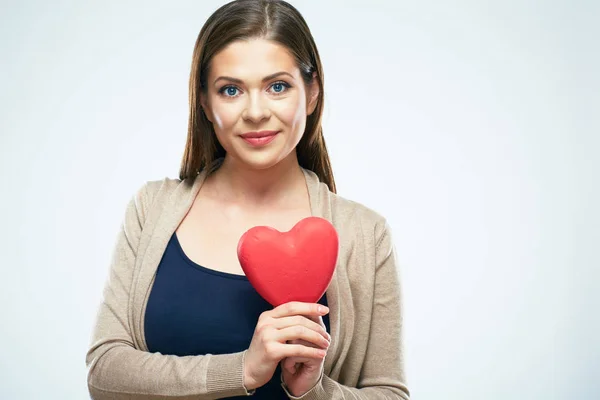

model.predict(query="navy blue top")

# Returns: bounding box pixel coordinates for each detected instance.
[145,233,330,399]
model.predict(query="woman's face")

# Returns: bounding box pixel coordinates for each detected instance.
[200,38,319,170]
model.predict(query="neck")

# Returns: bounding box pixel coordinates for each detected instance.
[211,152,306,207]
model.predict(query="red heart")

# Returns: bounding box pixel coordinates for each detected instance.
[237,216,338,307]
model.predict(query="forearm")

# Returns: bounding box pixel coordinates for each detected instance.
[87,343,253,399]
[281,372,409,400]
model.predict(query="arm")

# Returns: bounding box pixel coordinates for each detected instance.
[280,221,410,400]
[85,183,254,399]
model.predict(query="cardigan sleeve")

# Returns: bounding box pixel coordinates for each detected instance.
[281,221,411,400]
[85,182,255,399]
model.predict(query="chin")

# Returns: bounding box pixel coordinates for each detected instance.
[229,144,296,171]
[235,151,288,171]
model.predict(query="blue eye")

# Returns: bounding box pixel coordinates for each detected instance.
[218,85,241,98]
[219,81,291,98]
[223,86,238,97]
[270,81,291,94]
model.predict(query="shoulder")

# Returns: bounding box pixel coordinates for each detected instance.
[327,188,392,247]
[320,186,398,284]
[144,176,185,202]
[129,176,192,221]
[304,168,393,246]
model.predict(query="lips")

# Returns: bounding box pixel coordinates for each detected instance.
[240,130,279,139]
[240,130,279,147]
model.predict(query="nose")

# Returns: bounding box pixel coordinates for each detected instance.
[242,91,271,123]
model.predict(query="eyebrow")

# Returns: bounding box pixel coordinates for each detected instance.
[213,71,295,86]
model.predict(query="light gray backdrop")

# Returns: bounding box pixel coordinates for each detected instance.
[1,0,597,399]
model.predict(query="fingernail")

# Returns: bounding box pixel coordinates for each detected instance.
[319,306,329,314]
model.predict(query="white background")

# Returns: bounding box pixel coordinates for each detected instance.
[1,0,598,399]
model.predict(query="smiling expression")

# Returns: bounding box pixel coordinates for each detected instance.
[200,38,319,170]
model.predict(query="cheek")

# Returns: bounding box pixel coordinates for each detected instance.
[211,102,243,130]
[275,95,306,131]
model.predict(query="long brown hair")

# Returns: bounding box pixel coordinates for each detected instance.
[178,0,336,193]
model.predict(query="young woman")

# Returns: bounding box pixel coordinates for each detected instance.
[85,1,410,399]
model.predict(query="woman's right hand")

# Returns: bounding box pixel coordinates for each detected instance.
[243,302,331,390]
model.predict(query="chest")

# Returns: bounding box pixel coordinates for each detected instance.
[175,197,311,276]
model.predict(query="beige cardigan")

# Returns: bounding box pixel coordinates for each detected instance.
[85,165,410,400]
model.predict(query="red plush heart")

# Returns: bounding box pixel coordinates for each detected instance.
[237,216,339,307]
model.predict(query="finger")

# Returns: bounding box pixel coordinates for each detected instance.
[278,326,330,349]
[266,342,326,362]
[302,314,327,330]
[282,357,297,374]
[275,325,331,349]
[272,315,330,341]
[280,343,327,360]
[270,302,329,319]
[291,338,318,348]
[286,356,313,366]
[284,347,315,364]
[283,339,326,370]
[282,355,318,372]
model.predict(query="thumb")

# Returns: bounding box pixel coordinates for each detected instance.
[282,357,297,374]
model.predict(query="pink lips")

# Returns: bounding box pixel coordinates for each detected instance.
[240,130,279,147]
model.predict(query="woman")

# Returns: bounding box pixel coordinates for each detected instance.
[85,0,410,399]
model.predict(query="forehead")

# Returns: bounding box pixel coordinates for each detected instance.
[209,38,299,79]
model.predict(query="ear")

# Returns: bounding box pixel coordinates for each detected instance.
[306,72,320,116]
[199,89,214,122]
